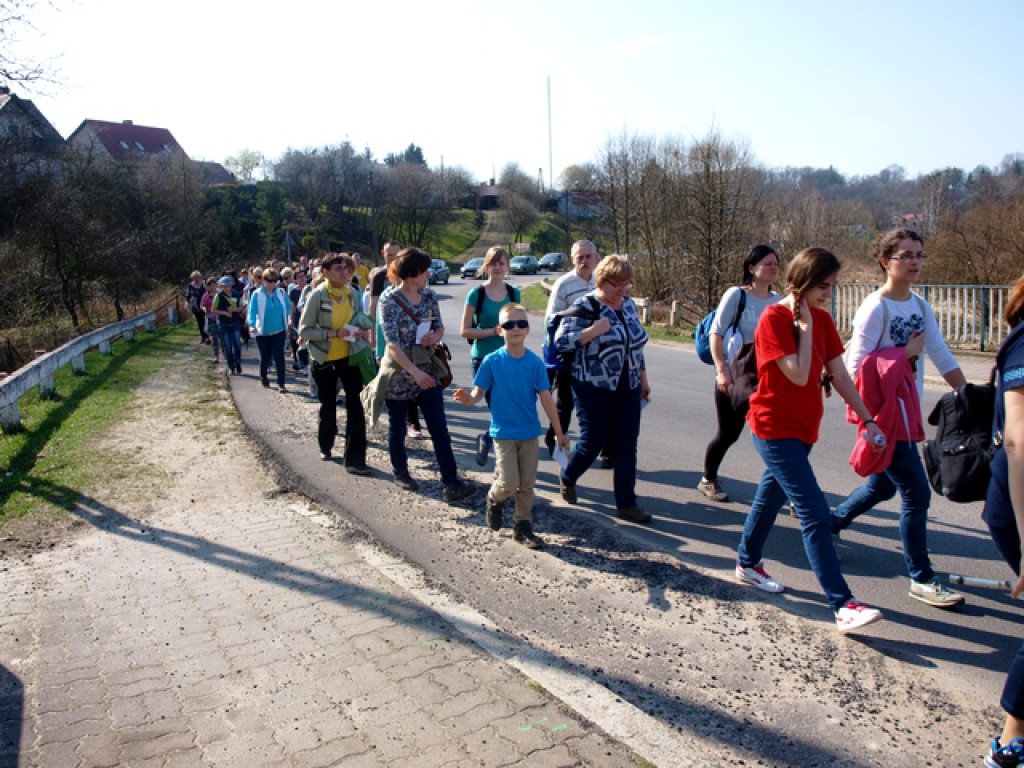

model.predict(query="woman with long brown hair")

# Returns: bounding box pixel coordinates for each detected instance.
[733,247,886,633]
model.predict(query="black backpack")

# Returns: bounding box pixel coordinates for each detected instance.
[468,284,516,345]
[543,296,601,372]
[922,373,997,503]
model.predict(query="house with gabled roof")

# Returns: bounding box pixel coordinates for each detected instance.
[197,161,236,186]
[0,86,65,183]
[67,119,187,163]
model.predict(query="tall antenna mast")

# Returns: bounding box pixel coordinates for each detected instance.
[547,76,553,192]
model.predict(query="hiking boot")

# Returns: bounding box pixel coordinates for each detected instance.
[393,471,419,492]
[909,579,965,608]
[559,476,577,504]
[986,737,1024,768]
[735,563,784,593]
[834,600,883,633]
[443,480,476,504]
[486,497,505,531]
[617,505,652,524]
[474,433,491,466]
[513,520,545,549]
[697,478,729,502]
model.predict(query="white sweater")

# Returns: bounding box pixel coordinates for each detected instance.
[844,289,960,399]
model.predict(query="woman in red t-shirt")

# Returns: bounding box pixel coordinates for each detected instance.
[734,247,887,634]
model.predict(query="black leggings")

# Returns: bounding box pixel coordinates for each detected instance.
[703,386,749,481]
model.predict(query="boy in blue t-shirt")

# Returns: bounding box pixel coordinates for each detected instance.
[453,304,568,548]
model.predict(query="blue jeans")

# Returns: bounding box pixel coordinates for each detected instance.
[386,386,459,486]
[255,332,286,387]
[563,378,642,510]
[218,324,242,371]
[738,436,852,612]
[832,441,934,583]
[470,356,492,446]
[989,522,1024,717]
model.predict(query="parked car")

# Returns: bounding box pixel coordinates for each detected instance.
[460,257,484,279]
[428,259,449,285]
[538,252,569,271]
[509,255,539,275]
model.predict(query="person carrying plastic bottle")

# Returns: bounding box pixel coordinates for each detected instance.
[734,247,886,634]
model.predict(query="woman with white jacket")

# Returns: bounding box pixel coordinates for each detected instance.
[830,228,966,609]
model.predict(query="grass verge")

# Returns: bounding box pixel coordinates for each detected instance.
[431,209,482,263]
[0,324,197,522]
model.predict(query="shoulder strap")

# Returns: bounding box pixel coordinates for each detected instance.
[506,283,516,302]
[730,289,747,332]
[472,287,485,327]
[391,291,420,323]
[874,297,890,351]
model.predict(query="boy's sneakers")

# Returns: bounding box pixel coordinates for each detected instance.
[486,497,504,531]
[986,737,1024,768]
[697,478,729,502]
[834,600,883,633]
[513,521,545,549]
[735,563,784,593]
[909,578,965,608]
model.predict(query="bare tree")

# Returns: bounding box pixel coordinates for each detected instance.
[224,149,263,183]
[0,1,55,85]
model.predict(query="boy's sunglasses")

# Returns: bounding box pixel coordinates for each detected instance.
[499,319,529,330]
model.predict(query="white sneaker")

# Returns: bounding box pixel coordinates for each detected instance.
[834,600,883,633]
[735,563,784,593]
[909,579,965,608]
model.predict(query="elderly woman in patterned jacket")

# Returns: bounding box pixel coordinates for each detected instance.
[554,254,651,524]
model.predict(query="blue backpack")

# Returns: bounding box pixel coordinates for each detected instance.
[695,290,746,365]
[543,297,601,372]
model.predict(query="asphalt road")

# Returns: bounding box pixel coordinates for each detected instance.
[233,274,1017,766]
[435,275,1017,697]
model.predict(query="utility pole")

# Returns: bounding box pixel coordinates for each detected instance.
[547,76,553,193]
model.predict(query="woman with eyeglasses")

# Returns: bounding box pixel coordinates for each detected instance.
[246,267,290,391]
[830,228,967,609]
[554,254,651,524]
[460,246,521,466]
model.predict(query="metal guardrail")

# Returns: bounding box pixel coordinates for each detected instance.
[833,283,1012,351]
[0,311,159,433]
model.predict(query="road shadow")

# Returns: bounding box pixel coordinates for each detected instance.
[0,664,23,768]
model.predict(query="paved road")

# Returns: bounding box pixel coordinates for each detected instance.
[229,276,1016,766]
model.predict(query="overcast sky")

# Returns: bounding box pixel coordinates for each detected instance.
[13,0,1024,184]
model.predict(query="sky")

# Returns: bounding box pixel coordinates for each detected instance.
[11,0,1024,185]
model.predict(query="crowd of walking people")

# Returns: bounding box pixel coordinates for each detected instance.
[187,231,1024,766]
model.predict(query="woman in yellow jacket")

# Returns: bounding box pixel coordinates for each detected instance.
[299,252,374,474]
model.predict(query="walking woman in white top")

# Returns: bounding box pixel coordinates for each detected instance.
[831,228,967,609]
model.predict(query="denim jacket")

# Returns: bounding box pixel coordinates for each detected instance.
[554,292,647,390]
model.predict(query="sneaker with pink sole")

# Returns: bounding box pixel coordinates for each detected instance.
[834,600,883,633]
[735,563,784,593]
